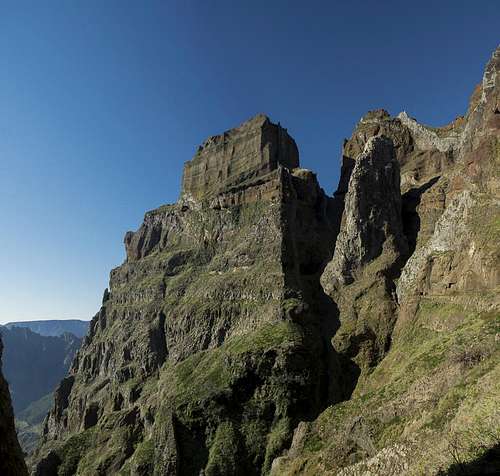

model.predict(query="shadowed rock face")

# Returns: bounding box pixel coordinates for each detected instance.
[31,47,500,476]
[320,136,409,372]
[0,337,28,476]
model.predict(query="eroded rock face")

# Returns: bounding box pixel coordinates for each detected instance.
[273,46,500,476]
[33,115,339,476]
[323,136,408,287]
[0,337,28,476]
[321,136,408,372]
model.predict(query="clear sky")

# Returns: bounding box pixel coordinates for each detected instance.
[0,1,499,324]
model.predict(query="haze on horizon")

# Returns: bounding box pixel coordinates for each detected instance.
[1,0,499,324]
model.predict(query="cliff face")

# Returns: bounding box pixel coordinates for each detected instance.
[32,47,500,476]
[0,337,29,476]
[180,114,299,201]
[274,46,500,475]
[33,115,342,476]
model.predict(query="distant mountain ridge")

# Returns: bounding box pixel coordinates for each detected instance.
[0,325,83,454]
[0,326,82,413]
[5,319,89,338]
[0,336,28,475]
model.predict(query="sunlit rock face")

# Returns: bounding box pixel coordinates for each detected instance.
[181,114,299,201]
[33,113,340,476]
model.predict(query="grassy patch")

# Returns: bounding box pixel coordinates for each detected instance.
[170,321,304,405]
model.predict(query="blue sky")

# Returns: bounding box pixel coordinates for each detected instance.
[0,1,499,323]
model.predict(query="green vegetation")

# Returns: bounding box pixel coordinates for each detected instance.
[276,302,500,475]
[206,422,240,476]
[263,418,292,473]
[170,321,304,405]
[15,392,53,454]
[57,428,96,476]
[17,392,53,427]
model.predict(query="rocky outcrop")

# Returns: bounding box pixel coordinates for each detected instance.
[181,114,299,201]
[32,115,340,475]
[273,46,500,476]
[0,337,28,476]
[321,135,408,372]
[323,136,407,287]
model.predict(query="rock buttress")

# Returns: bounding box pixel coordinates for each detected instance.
[321,135,408,373]
[181,114,299,201]
[32,115,340,476]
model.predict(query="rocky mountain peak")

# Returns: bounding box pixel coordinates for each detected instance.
[180,113,299,201]
[480,44,499,106]
[324,135,408,286]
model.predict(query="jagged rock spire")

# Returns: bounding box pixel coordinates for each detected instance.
[323,136,408,287]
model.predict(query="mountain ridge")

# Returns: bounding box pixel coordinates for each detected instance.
[5,320,89,339]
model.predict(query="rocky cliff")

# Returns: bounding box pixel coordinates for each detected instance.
[32,113,343,476]
[31,48,500,475]
[274,46,500,475]
[0,337,29,476]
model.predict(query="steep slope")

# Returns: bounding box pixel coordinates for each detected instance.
[273,47,500,475]
[6,320,89,338]
[321,136,409,376]
[0,336,29,476]
[32,114,343,475]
